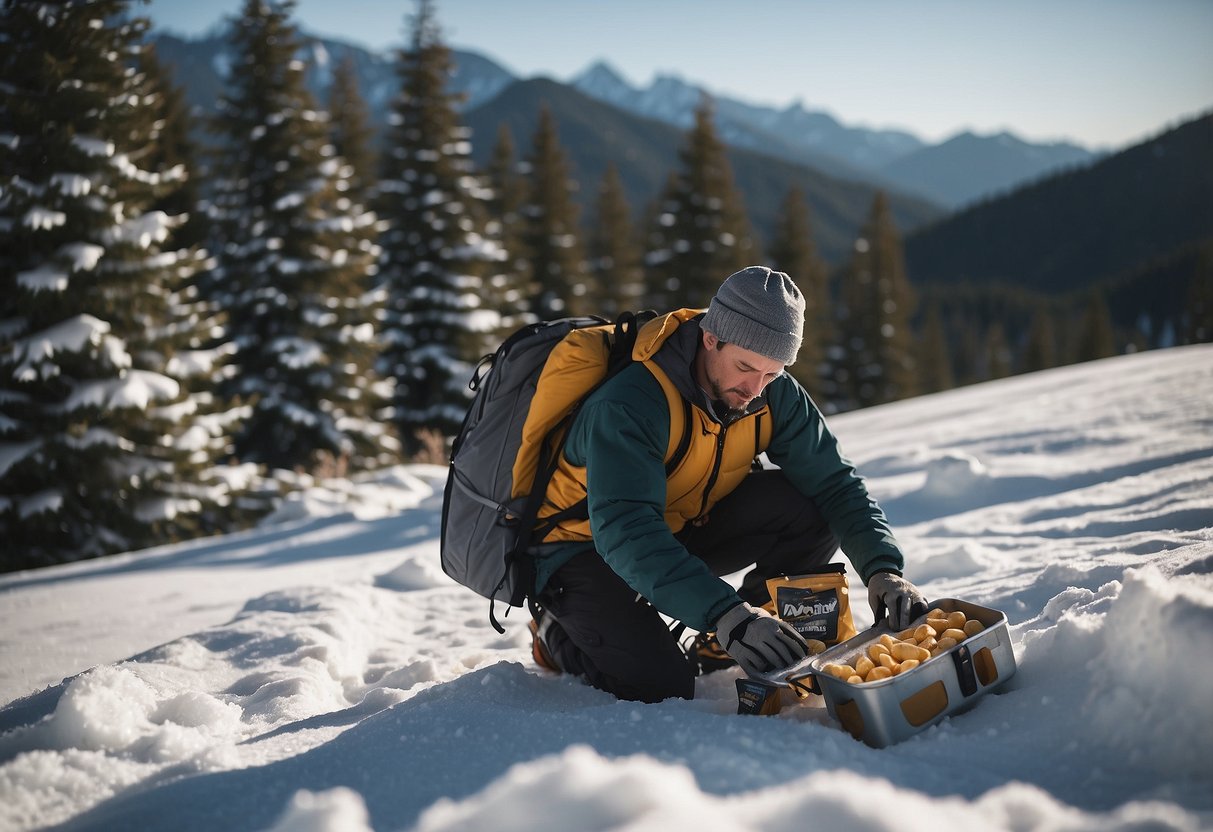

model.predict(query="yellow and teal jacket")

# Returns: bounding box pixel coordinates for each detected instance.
[531,310,904,633]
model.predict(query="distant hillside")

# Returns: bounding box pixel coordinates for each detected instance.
[879,131,1097,209]
[462,78,944,264]
[904,114,1213,296]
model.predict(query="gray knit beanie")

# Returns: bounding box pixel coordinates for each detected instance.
[701,266,805,365]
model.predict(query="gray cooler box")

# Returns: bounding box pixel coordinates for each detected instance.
[760,597,1017,747]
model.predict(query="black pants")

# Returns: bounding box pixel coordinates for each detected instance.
[535,470,839,702]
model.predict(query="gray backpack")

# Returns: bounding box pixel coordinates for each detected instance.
[440,312,658,631]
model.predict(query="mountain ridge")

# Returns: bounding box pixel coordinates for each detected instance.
[149,31,944,263]
[904,113,1213,293]
[902,112,1213,348]
[150,31,1096,210]
[880,129,1096,208]
[461,77,943,264]
[147,27,1208,341]
[566,58,1099,208]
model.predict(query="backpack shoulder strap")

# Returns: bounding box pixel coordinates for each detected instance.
[641,360,695,476]
[667,397,693,476]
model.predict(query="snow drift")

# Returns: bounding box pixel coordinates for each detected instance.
[1,345,1211,831]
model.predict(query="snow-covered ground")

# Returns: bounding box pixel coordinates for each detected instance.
[1,344,1211,832]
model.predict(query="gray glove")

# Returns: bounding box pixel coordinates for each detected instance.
[867,571,928,630]
[715,601,808,676]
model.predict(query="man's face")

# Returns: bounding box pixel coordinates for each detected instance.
[694,330,785,413]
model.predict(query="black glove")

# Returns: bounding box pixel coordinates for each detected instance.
[867,570,928,630]
[715,601,808,676]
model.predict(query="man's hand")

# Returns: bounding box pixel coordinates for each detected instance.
[867,571,928,630]
[715,601,808,676]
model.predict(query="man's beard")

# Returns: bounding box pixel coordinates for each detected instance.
[707,376,751,421]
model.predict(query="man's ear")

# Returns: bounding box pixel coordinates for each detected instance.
[702,329,717,350]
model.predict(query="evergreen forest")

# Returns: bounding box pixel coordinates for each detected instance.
[2,0,1209,571]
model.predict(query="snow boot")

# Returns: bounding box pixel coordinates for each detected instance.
[529,607,562,673]
[689,631,736,673]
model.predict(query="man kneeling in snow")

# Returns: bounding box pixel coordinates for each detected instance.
[528,266,926,702]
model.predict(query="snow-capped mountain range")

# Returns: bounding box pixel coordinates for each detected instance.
[571,61,924,175]
[153,33,1098,210]
[568,60,1099,208]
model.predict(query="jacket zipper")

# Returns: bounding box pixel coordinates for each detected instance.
[695,425,727,521]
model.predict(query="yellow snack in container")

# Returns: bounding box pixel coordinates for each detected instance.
[866,666,893,682]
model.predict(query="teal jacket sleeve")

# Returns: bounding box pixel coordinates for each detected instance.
[564,371,742,632]
[763,375,905,581]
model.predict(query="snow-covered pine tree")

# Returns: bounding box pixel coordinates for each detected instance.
[644,98,757,311]
[836,192,918,409]
[589,163,645,320]
[206,0,395,475]
[142,47,203,249]
[636,173,676,310]
[0,0,224,567]
[326,54,376,203]
[483,124,530,337]
[140,45,254,536]
[521,105,588,319]
[375,0,505,455]
[768,186,832,402]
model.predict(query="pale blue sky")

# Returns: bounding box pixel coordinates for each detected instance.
[142,0,1213,150]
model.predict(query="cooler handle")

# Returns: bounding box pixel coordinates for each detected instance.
[952,644,979,697]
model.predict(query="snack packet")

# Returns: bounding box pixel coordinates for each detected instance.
[765,563,857,647]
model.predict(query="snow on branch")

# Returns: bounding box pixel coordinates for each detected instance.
[273,192,305,211]
[314,211,377,233]
[8,315,125,382]
[60,242,105,272]
[135,496,202,523]
[62,370,180,413]
[49,173,93,197]
[270,337,324,370]
[105,211,175,249]
[112,153,182,186]
[63,428,124,451]
[166,343,238,379]
[23,208,67,230]
[280,401,320,427]
[0,439,42,479]
[71,135,115,158]
[16,265,69,293]
[18,490,63,520]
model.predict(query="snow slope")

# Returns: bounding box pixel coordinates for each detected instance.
[1,345,1211,832]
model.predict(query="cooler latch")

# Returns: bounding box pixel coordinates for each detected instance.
[952,643,979,697]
